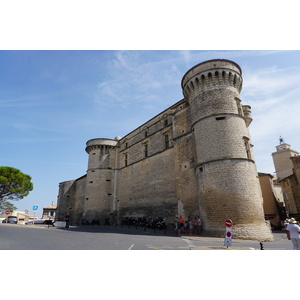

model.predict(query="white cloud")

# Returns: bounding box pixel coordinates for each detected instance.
[180,50,192,67]
[241,64,300,173]
[93,51,184,110]
[243,66,300,100]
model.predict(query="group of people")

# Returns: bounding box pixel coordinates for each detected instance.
[285,217,300,250]
[175,215,202,236]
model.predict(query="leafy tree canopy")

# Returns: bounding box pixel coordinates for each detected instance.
[0,166,33,204]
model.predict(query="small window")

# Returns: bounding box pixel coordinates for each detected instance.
[243,137,252,160]
[124,154,128,167]
[164,119,168,127]
[144,144,148,158]
[165,134,170,149]
[215,116,225,120]
[145,131,148,138]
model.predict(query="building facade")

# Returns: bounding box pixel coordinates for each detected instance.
[42,202,57,221]
[0,210,36,224]
[56,59,273,240]
[272,141,300,217]
[258,172,285,229]
[272,141,299,180]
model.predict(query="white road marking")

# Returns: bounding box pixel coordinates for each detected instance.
[128,244,135,250]
[182,239,195,249]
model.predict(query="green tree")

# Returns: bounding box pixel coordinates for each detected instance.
[0,166,33,204]
[0,199,17,213]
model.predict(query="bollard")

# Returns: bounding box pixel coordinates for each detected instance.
[260,242,264,250]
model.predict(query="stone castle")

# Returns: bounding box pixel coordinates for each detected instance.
[56,59,273,240]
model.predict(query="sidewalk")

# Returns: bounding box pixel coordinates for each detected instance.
[181,230,289,250]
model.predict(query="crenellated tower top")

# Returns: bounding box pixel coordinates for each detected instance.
[85,138,119,154]
[181,59,243,99]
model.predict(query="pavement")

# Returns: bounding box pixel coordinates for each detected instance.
[57,225,291,250]
[180,230,289,250]
[7,223,290,250]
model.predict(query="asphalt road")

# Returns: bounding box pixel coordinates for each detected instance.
[0,223,292,250]
[0,223,196,250]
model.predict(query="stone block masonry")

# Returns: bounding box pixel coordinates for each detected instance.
[56,59,273,241]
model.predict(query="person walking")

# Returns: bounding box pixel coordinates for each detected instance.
[286,218,300,250]
[65,214,71,230]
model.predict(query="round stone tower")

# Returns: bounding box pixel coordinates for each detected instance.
[84,138,119,220]
[181,59,273,240]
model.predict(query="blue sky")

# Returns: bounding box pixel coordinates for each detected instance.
[2,1,300,295]
[1,50,300,215]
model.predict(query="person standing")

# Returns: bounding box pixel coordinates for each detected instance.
[188,218,193,236]
[193,216,198,234]
[178,215,184,234]
[65,214,71,230]
[286,218,300,250]
[197,216,202,235]
[175,216,180,236]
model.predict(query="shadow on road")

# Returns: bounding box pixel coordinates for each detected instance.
[56,224,180,237]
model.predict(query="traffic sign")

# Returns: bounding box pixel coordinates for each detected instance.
[5,210,10,215]
[226,231,232,238]
[225,219,233,227]
[224,219,233,247]
[33,205,38,210]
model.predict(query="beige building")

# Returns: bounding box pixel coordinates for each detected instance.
[272,141,300,218]
[258,173,285,229]
[42,202,57,221]
[272,141,299,180]
[0,210,36,224]
[56,59,273,240]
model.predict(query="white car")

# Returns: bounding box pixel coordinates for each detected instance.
[25,219,46,225]
[25,219,55,226]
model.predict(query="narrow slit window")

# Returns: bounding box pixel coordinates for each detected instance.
[165,134,170,149]
[243,137,252,160]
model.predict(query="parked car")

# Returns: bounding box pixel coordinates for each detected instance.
[7,216,18,224]
[25,219,54,225]
[25,219,44,225]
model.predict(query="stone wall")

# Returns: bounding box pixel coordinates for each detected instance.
[56,59,274,240]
